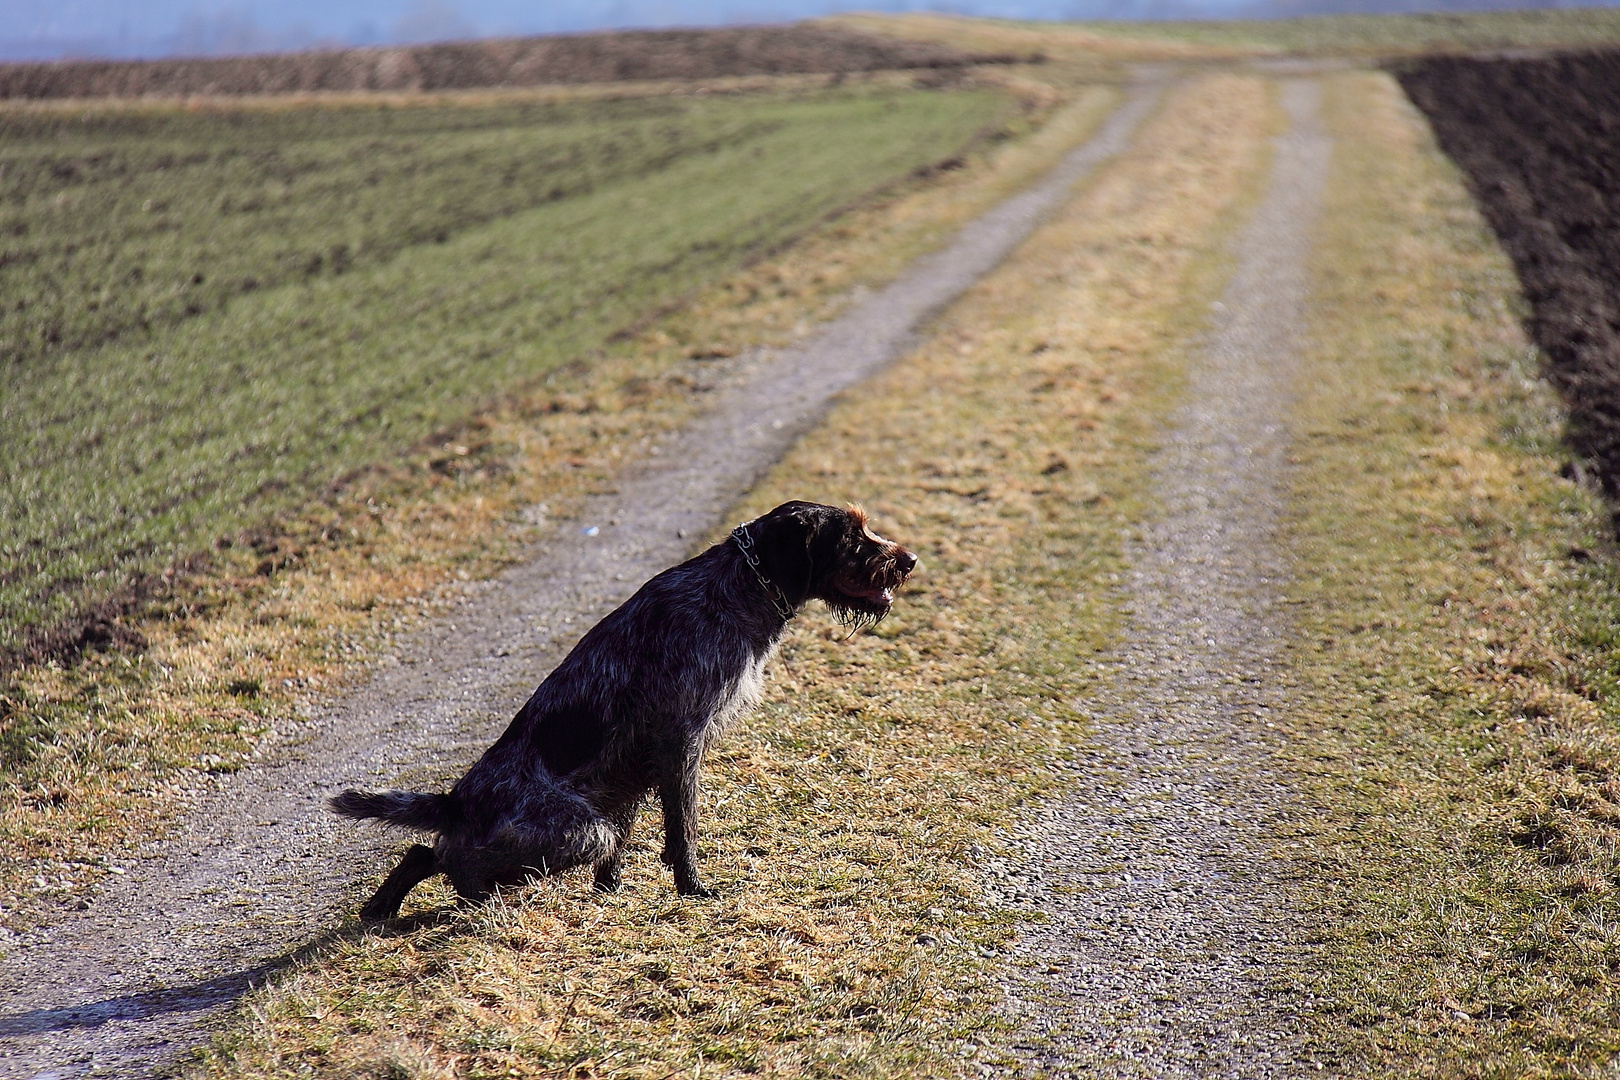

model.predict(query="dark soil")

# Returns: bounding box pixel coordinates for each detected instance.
[1398,52,1620,501]
[0,25,1024,100]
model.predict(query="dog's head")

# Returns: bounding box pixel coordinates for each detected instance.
[744,500,918,629]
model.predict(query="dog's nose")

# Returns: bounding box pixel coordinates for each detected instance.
[896,548,918,576]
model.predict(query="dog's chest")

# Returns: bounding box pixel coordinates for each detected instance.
[703,644,776,742]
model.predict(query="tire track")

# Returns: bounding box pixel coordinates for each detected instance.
[0,78,1166,1080]
[997,77,1328,1078]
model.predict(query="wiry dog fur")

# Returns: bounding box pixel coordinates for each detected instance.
[330,500,918,920]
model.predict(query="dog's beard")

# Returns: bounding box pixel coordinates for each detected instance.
[832,604,885,637]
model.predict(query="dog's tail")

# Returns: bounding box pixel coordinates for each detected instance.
[328,788,455,833]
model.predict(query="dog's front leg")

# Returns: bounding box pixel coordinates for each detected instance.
[658,764,715,898]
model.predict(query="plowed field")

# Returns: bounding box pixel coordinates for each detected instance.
[1400,52,1620,500]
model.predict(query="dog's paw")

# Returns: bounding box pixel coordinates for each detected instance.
[677,882,718,899]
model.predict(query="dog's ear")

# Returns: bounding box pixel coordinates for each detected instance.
[752,501,834,602]
[755,502,828,544]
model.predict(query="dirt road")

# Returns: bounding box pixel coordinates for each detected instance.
[0,78,1165,1080]
[997,77,1328,1076]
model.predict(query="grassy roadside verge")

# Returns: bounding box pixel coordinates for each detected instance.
[191,73,1274,1079]
[0,79,1114,932]
[1285,71,1620,1074]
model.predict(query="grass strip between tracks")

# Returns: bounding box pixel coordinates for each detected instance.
[1285,71,1620,1075]
[191,73,1273,1078]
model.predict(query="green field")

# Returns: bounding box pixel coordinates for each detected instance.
[0,82,1013,662]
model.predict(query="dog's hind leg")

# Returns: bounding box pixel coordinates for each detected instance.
[593,799,642,893]
[359,843,438,922]
[443,798,618,904]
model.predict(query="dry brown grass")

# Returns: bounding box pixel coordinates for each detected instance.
[827,12,1224,69]
[0,78,1113,931]
[192,73,1274,1078]
[1283,71,1620,1074]
[841,9,1620,65]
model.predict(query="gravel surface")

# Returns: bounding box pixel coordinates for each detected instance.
[0,79,1164,1080]
[994,77,1329,1078]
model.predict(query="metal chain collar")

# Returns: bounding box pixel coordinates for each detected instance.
[730,524,796,621]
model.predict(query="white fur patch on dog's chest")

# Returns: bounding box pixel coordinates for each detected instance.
[705,644,776,742]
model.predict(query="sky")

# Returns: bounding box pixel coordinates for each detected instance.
[0,0,1609,61]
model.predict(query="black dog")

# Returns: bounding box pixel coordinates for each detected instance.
[330,500,918,920]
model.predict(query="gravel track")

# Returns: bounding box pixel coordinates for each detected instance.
[0,79,1164,1080]
[996,77,1329,1077]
